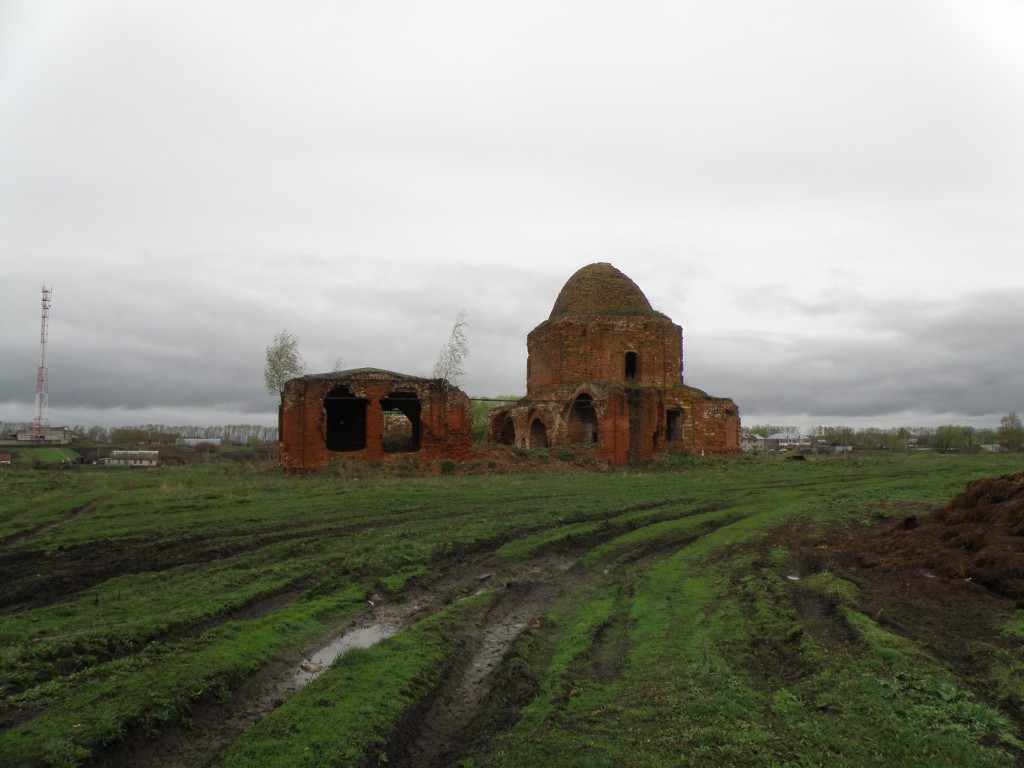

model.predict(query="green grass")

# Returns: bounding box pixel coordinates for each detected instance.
[473,538,1021,767]
[1,453,1021,766]
[461,454,1024,768]
[2,586,367,768]
[0,446,81,466]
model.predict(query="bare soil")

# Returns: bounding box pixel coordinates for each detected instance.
[781,468,1024,724]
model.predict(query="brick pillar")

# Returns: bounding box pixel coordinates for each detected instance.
[364,393,384,461]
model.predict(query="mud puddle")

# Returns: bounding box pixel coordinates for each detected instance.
[293,622,399,686]
[94,608,408,768]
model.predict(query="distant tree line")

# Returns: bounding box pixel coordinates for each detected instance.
[0,422,278,446]
[4,410,1020,454]
[745,411,1024,453]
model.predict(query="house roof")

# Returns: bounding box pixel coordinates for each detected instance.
[766,431,802,440]
[306,367,427,382]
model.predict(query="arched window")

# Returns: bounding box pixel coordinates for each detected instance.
[666,408,683,442]
[625,351,639,382]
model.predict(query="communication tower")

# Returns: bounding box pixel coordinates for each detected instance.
[33,286,52,435]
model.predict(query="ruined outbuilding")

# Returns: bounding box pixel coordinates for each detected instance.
[487,263,740,463]
[278,369,473,471]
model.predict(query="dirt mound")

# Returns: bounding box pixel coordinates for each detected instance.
[858,469,1024,600]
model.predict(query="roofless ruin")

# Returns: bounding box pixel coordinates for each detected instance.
[278,263,740,470]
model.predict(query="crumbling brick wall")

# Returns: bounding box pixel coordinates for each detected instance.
[488,383,740,464]
[279,369,473,471]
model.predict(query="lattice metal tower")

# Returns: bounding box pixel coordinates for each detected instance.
[33,286,52,434]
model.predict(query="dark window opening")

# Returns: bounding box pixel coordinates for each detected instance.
[325,385,368,452]
[381,391,421,453]
[625,351,639,382]
[568,393,599,444]
[667,408,683,442]
[529,418,548,448]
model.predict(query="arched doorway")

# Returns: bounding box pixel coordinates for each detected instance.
[568,394,598,444]
[529,418,548,448]
[489,410,516,445]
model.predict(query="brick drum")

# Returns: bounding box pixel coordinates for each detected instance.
[487,263,740,463]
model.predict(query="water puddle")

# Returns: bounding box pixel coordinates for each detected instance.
[292,622,398,685]
[103,615,405,768]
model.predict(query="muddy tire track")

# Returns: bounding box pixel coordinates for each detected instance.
[90,509,751,768]
[385,568,576,767]
[0,497,105,547]
[0,518,407,614]
[384,515,750,768]
[91,553,578,768]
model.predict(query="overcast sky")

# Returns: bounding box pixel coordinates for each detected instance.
[2,1,1022,432]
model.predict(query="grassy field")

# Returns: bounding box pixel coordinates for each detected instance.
[1,446,81,466]
[1,452,1022,767]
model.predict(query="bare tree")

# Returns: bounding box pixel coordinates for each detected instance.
[264,328,306,397]
[432,310,468,391]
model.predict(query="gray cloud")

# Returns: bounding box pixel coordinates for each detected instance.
[700,290,1024,426]
[1,1,1022,430]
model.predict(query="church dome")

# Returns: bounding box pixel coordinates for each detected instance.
[548,263,654,319]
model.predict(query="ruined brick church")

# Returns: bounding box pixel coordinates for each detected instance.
[487,262,740,463]
[278,262,739,470]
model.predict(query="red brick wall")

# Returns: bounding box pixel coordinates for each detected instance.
[527,314,683,395]
[488,383,740,464]
[662,387,742,455]
[279,372,473,471]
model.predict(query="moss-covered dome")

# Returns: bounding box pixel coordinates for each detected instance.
[548,263,654,319]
